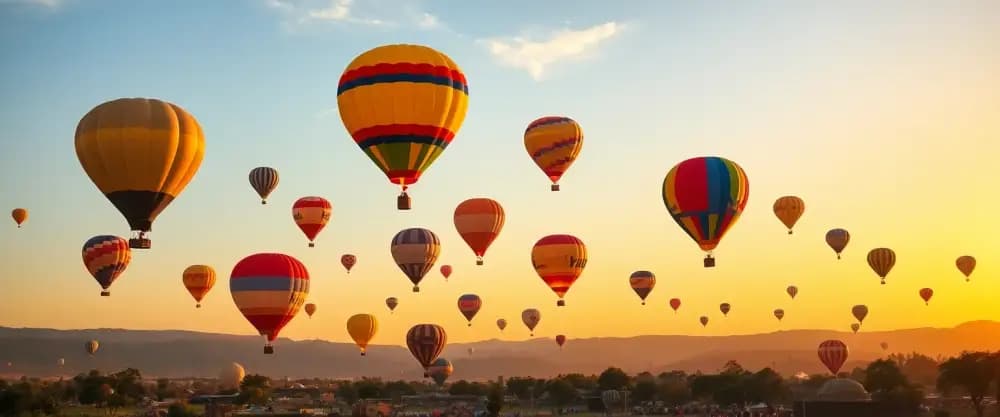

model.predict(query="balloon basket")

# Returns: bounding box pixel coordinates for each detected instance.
[360,351,366,356]
[129,238,151,249]
[557,299,565,307]
[476,259,484,266]
[264,346,274,354]
[413,286,420,293]
[704,257,716,268]
[788,230,793,235]
[100,291,110,297]
[261,200,267,205]
[308,242,315,248]
[551,184,560,191]
[397,194,411,210]
[196,304,201,308]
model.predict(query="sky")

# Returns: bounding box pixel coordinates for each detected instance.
[0,0,998,348]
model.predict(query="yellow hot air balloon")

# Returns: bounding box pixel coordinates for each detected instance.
[347,314,378,356]
[524,117,584,191]
[956,256,976,281]
[772,196,805,234]
[220,362,246,390]
[75,98,205,249]
[182,265,216,308]
[337,44,469,210]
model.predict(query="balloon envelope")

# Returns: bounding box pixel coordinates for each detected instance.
[786,285,798,299]
[406,324,447,376]
[457,294,482,325]
[522,309,541,335]
[341,254,357,273]
[825,229,850,259]
[427,358,453,387]
[391,228,441,292]
[818,340,848,375]
[669,298,682,312]
[852,305,869,323]
[292,197,332,247]
[531,234,587,306]
[454,198,505,265]
[956,256,976,280]
[182,265,216,307]
[249,167,279,204]
[347,314,378,355]
[772,196,805,234]
[82,235,131,296]
[220,362,246,390]
[496,318,507,331]
[230,253,310,354]
[629,271,656,305]
[11,208,27,227]
[867,248,896,284]
[523,116,584,191]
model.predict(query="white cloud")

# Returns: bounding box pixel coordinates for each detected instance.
[417,12,439,29]
[480,22,622,81]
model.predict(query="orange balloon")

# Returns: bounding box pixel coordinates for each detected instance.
[11,208,27,228]
[454,198,505,265]
[182,265,216,308]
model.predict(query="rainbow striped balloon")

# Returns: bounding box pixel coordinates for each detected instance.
[82,235,131,297]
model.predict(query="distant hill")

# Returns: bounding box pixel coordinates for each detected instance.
[2,321,999,380]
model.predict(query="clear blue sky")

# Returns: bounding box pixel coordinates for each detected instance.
[1,0,998,346]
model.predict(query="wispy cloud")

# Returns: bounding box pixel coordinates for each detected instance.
[479,22,623,81]
[301,0,384,25]
[264,0,450,31]
[416,12,439,30]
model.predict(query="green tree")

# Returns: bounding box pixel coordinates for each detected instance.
[745,368,786,406]
[597,368,630,391]
[938,352,993,417]
[864,359,908,393]
[899,353,939,387]
[355,380,383,399]
[167,402,198,417]
[485,384,504,417]
[545,379,577,408]
[630,380,657,403]
[336,382,358,405]
[383,381,415,401]
[560,374,596,391]
[655,375,691,406]
[505,377,537,399]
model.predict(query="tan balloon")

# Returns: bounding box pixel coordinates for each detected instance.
[772,196,805,234]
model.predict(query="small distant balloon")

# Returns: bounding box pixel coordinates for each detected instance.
[454,198,505,265]
[818,340,848,375]
[851,323,860,334]
[867,248,896,284]
[385,297,398,313]
[347,314,378,356]
[699,316,709,327]
[305,303,317,318]
[440,265,453,280]
[11,208,27,228]
[825,229,850,259]
[496,318,507,332]
[341,254,357,273]
[555,334,567,349]
[85,340,99,356]
[852,305,869,324]
[720,303,731,317]
[522,309,541,336]
[629,271,656,305]
[773,196,805,234]
[919,288,934,305]
[524,116,583,191]
[292,197,332,248]
[248,167,279,204]
[956,256,976,281]
[773,309,785,321]
[669,298,681,313]
[787,285,798,299]
[391,228,441,292]
[457,294,482,326]
[82,235,131,297]
[182,265,216,308]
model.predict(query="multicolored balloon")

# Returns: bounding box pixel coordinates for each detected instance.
[75,98,205,249]
[818,340,848,375]
[522,308,541,336]
[406,324,447,377]
[629,271,656,305]
[555,334,567,349]
[852,305,869,324]
[336,44,469,210]
[305,303,317,318]
[248,167,279,204]
[385,297,398,313]
[773,309,785,321]
[496,318,507,332]
[440,265,453,280]
[341,254,357,273]
[825,228,850,259]
[457,294,482,326]
[919,288,934,305]
[669,298,681,313]
[772,196,805,234]
[720,303,731,317]
[11,208,27,228]
[82,235,131,297]
[391,228,441,292]
[230,253,310,354]
[347,314,378,356]
[867,248,896,284]
[786,285,798,299]
[662,156,750,267]
[182,265,216,308]
[427,358,453,387]
[454,198,505,265]
[292,197,331,247]
[956,256,976,281]
[523,116,584,191]
[531,234,587,306]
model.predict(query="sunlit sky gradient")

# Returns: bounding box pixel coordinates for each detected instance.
[1,0,998,348]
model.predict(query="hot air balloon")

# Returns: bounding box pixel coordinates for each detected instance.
[880,342,889,351]
[75,98,205,249]
[305,303,317,318]
[220,362,246,390]
[347,314,378,356]
[662,157,750,267]
[825,228,850,259]
[467,347,474,357]
[774,309,785,321]
[629,271,656,305]
[867,248,896,284]
[391,228,440,292]
[457,294,482,326]
[11,208,27,228]
[787,285,798,299]
[496,318,507,332]
[58,358,65,366]
[522,309,541,336]
[531,235,587,306]
[669,298,681,313]
[699,316,709,327]
[292,197,331,247]
[773,196,805,234]
[817,340,848,375]
[386,297,398,313]
[337,44,469,210]
[427,358,453,387]
[230,253,310,354]
[524,116,584,191]
[852,305,868,324]
[454,198,505,265]
[440,265,453,280]
[919,288,934,305]
[720,303,731,317]
[851,323,860,334]
[249,167,279,204]
[956,256,976,281]
[82,235,131,296]
[406,324,447,377]
[341,254,357,273]
[555,334,567,349]
[85,340,99,356]
[182,265,216,308]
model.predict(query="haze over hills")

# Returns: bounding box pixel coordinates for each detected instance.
[2,321,998,381]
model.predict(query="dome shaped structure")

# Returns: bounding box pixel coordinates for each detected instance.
[816,378,870,402]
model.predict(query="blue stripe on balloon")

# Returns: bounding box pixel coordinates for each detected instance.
[230,276,303,291]
[338,74,468,95]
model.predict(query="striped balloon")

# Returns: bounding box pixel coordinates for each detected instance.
[524,116,584,191]
[818,340,849,375]
[391,228,441,292]
[292,196,332,247]
[629,271,656,305]
[521,308,541,336]
[248,167,279,204]
[182,265,216,308]
[385,297,398,313]
[772,196,805,234]
[786,285,798,299]
[427,358,453,387]
[337,44,469,210]
[662,156,750,267]
[406,324,447,377]
[454,198,505,265]
[457,294,482,326]
[230,253,310,354]
[82,235,131,297]
[867,248,896,284]
[531,234,587,306]
[825,228,850,259]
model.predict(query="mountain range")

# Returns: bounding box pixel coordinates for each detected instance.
[2,321,999,380]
